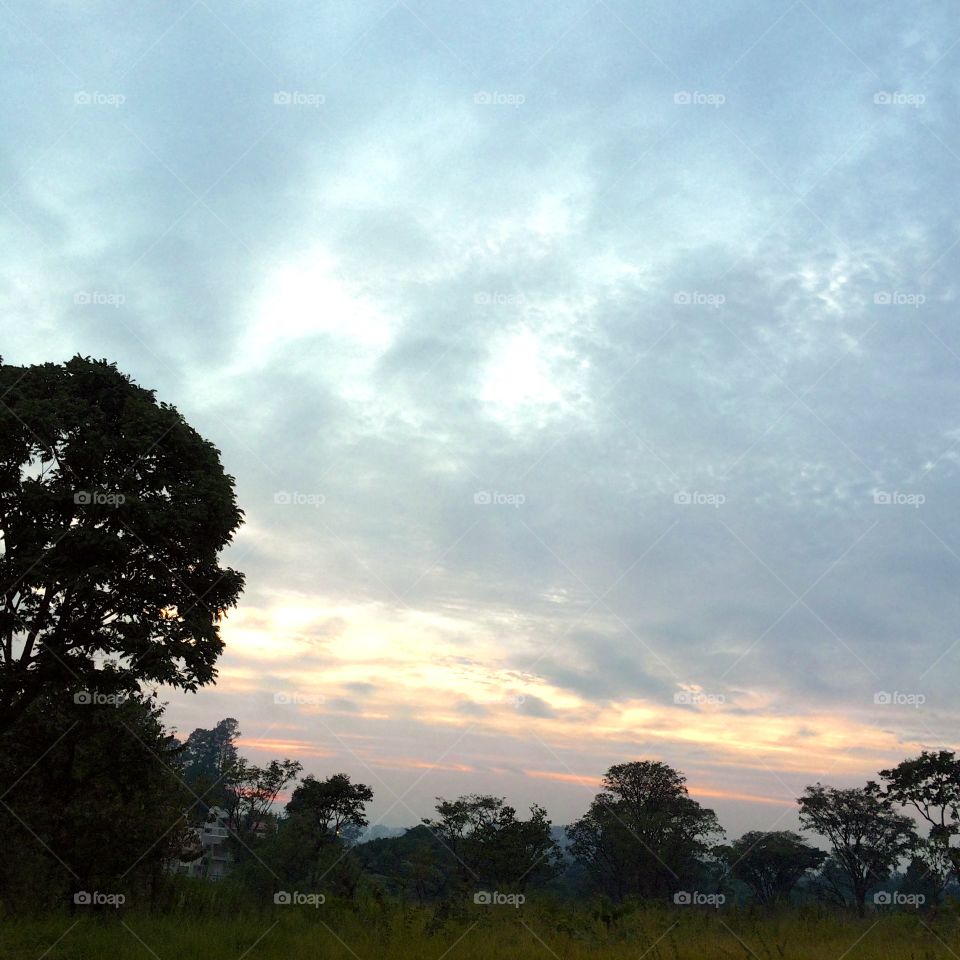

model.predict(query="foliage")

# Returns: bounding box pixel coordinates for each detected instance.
[423,794,561,891]
[223,758,303,841]
[0,688,190,912]
[356,825,454,902]
[0,356,244,733]
[179,717,242,815]
[879,750,960,882]
[286,773,374,841]
[798,783,918,915]
[567,761,723,901]
[2,898,959,960]
[722,830,826,906]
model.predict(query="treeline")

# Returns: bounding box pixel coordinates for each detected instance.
[2,696,958,917]
[2,359,950,921]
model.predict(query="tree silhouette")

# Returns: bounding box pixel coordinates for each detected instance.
[0,356,244,732]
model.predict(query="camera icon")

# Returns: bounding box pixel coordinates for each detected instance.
[273,491,291,505]
[673,291,691,304]
[74,691,93,705]
[873,891,892,905]
[273,692,292,705]
[74,891,92,905]
[273,91,292,105]
[873,291,891,305]
[473,91,492,104]
[674,491,691,505]
[74,291,91,305]
[873,491,891,505]
[474,292,491,305]
[274,891,292,905]
[74,91,91,105]
[474,491,492,505]
[74,491,92,505]
[673,891,692,905]
[674,91,691,105]
[874,691,892,705]
[474,891,492,905]
[873,91,892,105]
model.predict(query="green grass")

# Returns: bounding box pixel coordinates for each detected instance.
[3,904,960,959]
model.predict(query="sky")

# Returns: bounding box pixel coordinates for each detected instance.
[2,0,959,838]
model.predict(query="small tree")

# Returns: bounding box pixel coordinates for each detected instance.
[798,783,917,915]
[285,773,374,842]
[261,773,375,896]
[424,794,560,890]
[900,847,950,909]
[224,758,302,840]
[723,830,825,906]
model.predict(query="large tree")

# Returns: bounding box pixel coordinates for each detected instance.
[878,751,960,882]
[567,760,722,901]
[179,717,241,814]
[424,794,560,891]
[798,783,917,916]
[722,830,826,906]
[0,356,244,732]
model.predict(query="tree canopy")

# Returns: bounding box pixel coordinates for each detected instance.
[798,783,918,915]
[722,830,826,906]
[879,750,960,882]
[0,356,244,732]
[567,760,722,901]
[424,794,561,891]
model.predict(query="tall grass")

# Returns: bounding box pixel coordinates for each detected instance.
[3,899,960,959]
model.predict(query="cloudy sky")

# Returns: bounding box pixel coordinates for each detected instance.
[3,0,960,836]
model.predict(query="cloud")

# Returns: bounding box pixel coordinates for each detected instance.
[3,0,960,828]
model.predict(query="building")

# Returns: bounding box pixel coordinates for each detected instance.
[175,806,233,881]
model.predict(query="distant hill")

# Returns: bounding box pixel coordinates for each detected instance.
[357,824,409,844]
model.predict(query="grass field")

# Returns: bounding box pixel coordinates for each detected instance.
[4,903,960,960]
